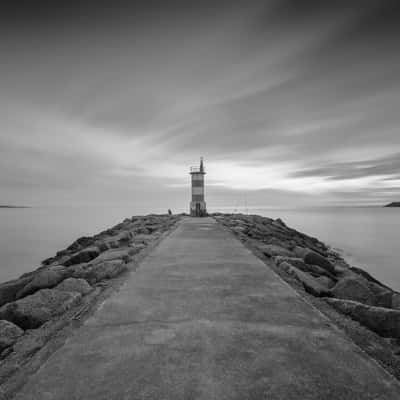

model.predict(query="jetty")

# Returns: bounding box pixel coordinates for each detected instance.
[10,217,400,399]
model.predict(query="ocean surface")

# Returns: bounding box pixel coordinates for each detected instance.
[0,206,399,291]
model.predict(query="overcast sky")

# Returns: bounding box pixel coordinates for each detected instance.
[1,0,399,210]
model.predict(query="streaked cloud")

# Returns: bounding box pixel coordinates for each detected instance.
[1,0,400,208]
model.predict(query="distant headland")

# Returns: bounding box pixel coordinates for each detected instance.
[384,202,400,207]
[0,205,30,208]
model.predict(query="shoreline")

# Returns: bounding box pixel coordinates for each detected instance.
[1,212,400,394]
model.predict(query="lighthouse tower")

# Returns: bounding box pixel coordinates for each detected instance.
[189,157,207,217]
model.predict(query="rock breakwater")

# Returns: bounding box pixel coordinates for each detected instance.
[214,213,400,377]
[0,213,180,385]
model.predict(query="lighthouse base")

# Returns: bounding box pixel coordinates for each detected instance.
[190,201,207,217]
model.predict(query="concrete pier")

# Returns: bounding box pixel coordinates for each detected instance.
[14,217,400,399]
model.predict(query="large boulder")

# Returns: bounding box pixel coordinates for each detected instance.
[279,262,331,297]
[90,248,134,264]
[302,264,336,280]
[325,298,400,338]
[274,257,335,279]
[69,263,91,281]
[55,278,92,295]
[273,256,308,269]
[333,264,350,275]
[71,260,127,284]
[232,226,246,235]
[273,218,286,228]
[145,224,162,233]
[392,293,400,310]
[129,243,146,254]
[0,320,23,351]
[257,244,295,258]
[0,276,33,307]
[315,276,336,289]
[262,237,293,251]
[331,276,375,305]
[231,219,248,227]
[93,239,111,252]
[0,289,81,330]
[366,281,393,308]
[63,246,100,266]
[65,236,96,253]
[293,246,310,259]
[349,266,390,289]
[16,269,66,299]
[42,237,97,265]
[133,226,151,235]
[304,251,335,274]
[373,290,393,308]
[87,260,127,283]
[132,234,157,245]
[95,231,132,252]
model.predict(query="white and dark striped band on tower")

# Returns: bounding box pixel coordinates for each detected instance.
[189,157,207,217]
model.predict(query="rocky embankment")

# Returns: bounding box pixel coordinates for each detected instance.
[0,214,180,386]
[214,213,400,377]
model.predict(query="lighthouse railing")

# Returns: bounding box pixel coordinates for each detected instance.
[190,166,205,173]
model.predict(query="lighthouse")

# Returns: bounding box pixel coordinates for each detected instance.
[189,157,207,217]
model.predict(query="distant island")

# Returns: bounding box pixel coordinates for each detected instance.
[0,205,30,208]
[384,202,400,207]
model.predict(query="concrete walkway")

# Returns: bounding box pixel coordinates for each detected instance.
[14,217,400,399]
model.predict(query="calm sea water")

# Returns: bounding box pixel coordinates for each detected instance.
[0,206,399,290]
[0,205,166,283]
[252,206,400,291]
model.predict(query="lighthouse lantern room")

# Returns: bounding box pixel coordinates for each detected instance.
[189,157,207,217]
